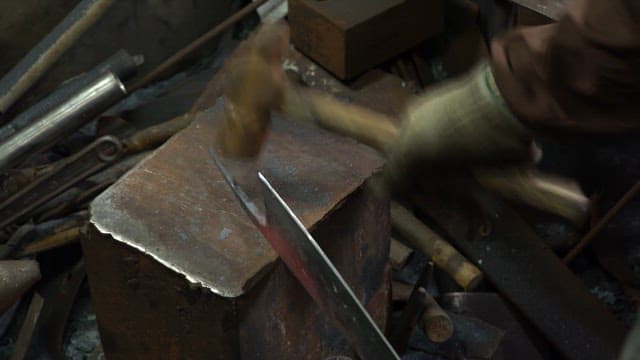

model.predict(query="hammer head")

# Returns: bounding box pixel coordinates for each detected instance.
[216,22,290,158]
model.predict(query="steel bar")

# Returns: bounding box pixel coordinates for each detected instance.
[0,72,126,171]
[130,0,269,92]
[563,180,640,264]
[0,136,124,231]
[0,50,140,143]
[0,0,115,114]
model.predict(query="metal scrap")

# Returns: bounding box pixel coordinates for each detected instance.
[0,136,125,231]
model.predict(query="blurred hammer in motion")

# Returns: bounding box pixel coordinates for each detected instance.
[214,24,589,226]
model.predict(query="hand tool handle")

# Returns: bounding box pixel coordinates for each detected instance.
[283,85,399,154]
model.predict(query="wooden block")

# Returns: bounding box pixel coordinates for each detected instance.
[288,0,444,79]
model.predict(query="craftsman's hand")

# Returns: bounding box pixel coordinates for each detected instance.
[385,61,540,191]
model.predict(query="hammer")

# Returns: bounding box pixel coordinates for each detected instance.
[215,24,589,226]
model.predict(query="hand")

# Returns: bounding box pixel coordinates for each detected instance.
[385,62,539,191]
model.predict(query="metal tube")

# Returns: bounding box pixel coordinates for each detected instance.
[0,72,126,171]
[0,0,115,114]
[0,50,140,142]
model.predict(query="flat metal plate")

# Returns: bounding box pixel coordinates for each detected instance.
[90,101,383,297]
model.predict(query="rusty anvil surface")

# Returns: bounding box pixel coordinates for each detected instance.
[90,101,385,298]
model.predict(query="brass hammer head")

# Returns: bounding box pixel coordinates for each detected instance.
[216,22,290,158]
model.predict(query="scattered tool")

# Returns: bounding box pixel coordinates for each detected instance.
[211,149,400,360]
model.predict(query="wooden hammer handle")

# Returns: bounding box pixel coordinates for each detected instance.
[283,85,399,154]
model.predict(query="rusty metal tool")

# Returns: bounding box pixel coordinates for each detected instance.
[211,150,400,360]
[0,0,115,115]
[0,136,124,232]
[563,180,640,264]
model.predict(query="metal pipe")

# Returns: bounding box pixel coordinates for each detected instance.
[0,72,126,171]
[0,0,115,114]
[0,50,140,142]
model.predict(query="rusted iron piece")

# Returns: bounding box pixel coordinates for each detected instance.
[10,292,44,360]
[412,183,627,360]
[0,260,41,314]
[440,292,545,359]
[213,158,398,359]
[0,136,124,232]
[90,100,383,298]
[288,0,443,79]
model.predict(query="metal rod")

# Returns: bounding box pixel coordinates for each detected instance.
[0,72,126,171]
[563,180,640,264]
[0,0,115,114]
[129,0,269,92]
[0,50,140,143]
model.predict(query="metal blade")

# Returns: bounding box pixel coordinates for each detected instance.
[210,148,398,359]
[209,149,265,227]
[258,172,399,360]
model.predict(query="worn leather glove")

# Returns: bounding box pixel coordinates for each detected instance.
[386,61,539,191]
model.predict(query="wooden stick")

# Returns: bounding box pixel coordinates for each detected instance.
[422,292,454,343]
[390,237,413,270]
[392,281,414,302]
[391,202,483,290]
